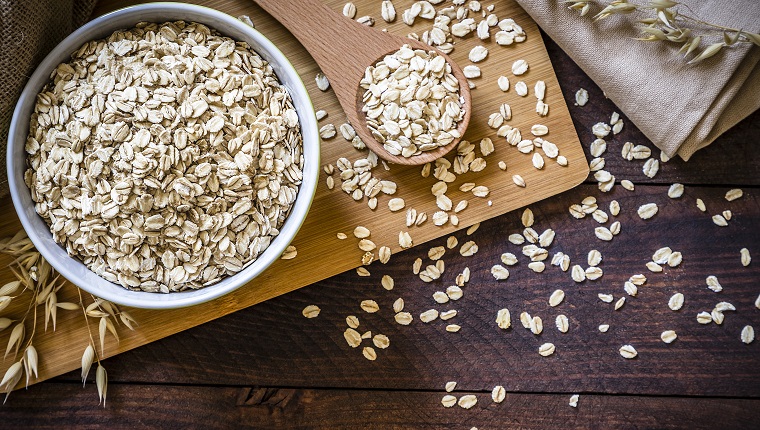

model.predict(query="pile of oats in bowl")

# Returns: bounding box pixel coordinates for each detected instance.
[24,20,304,293]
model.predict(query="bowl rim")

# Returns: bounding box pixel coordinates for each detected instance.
[7,2,320,309]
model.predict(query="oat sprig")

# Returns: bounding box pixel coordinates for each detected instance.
[0,231,134,405]
[563,0,760,63]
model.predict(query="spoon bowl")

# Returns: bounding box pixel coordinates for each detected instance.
[254,0,472,165]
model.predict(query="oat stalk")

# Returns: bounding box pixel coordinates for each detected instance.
[562,0,759,63]
[0,232,134,405]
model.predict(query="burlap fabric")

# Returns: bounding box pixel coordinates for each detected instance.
[0,0,95,198]
[515,0,760,160]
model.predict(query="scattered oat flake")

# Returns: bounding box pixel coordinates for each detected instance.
[381,275,395,291]
[392,298,404,314]
[360,300,379,313]
[742,325,755,344]
[712,309,725,325]
[354,226,370,238]
[520,312,532,329]
[512,59,529,75]
[696,198,706,212]
[521,208,535,227]
[458,394,478,409]
[661,330,677,344]
[592,122,610,138]
[528,261,545,273]
[668,183,684,199]
[538,342,555,357]
[697,311,712,324]
[647,263,662,273]
[346,316,360,329]
[440,310,457,321]
[725,189,743,201]
[556,314,569,333]
[446,236,458,249]
[595,227,613,241]
[442,394,457,408]
[569,394,579,408]
[420,309,439,323]
[358,239,376,252]
[399,231,413,248]
[587,250,602,267]
[575,88,588,106]
[446,324,461,333]
[599,324,610,333]
[509,233,525,245]
[630,274,647,286]
[637,203,658,220]
[643,158,659,178]
[372,334,390,349]
[571,265,586,282]
[668,293,684,311]
[491,265,510,280]
[362,346,377,361]
[652,247,673,264]
[515,81,528,97]
[469,45,489,62]
[610,200,620,216]
[302,305,320,318]
[492,386,506,403]
[447,286,463,301]
[281,245,297,260]
[741,248,751,266]
[549,289,565,307]
[395,312,413,325]
[344,328,362,348]
[388,198,405,212]
[472,186,490,197]
[619,345,637,359]
[624,282,638,296]
[315,72,330,91]
[585,266,603,280]
[496,309,511,329]
[433,291,449,304]
[460,241,479,256]
[712,214,728,227]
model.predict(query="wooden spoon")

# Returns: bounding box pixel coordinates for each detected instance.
[252,0,472,166]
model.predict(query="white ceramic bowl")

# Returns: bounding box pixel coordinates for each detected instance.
[7,3,320,309]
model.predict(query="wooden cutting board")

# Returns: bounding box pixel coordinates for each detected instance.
[1,0,587,388]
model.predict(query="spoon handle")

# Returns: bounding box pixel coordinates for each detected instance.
[252,0,377,83]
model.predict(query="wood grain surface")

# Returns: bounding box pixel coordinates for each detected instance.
[0,0,588,389]
[53,184,760,398]
[3,383,760,429]
[2,0,759,428]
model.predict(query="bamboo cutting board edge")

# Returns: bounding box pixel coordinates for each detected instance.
[1,0,589,390]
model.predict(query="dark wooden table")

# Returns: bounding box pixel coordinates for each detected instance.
[3,30,759,429]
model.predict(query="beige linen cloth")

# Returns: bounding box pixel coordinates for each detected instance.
[515,0,760,160]
[0,0,96,197]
